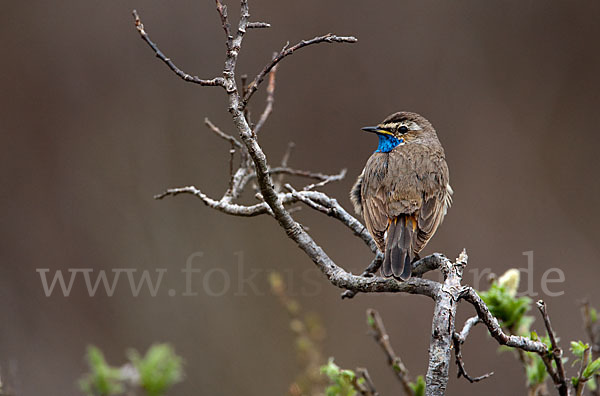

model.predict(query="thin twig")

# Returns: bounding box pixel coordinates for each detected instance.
[242,34,357,107]
[228,147,236,189]
[247,21,271,29]
[452,317,494,383]
[271,167,346,182]
[204,118,242,148]
[537,300,570,396]
[253,64,277,135]
[575,346,591,396]
[280,142,295,168]
[366,309,414,396]
[274,142,295,191]
[356,368,378,396]
[303,169,347,191]
[155,185,271,216]
[241,167,346,194]
[455,316,481,342]
[305,191,377,253]
[277,167,344,181]
[132,10,225,87]
[214,0,232,49]
[284,184,332,214]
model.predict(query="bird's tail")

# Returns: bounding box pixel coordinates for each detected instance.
[381,215,415,280]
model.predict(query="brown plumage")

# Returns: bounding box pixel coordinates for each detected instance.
[350,111,452,280]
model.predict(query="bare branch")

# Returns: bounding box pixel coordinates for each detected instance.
[367,309,414,396]
[204,118,242,148]
[411,253,448,278]
[452,317,494,383]
[341,253,383,299]
[355,368,378,396]
[132,10,225,87]
[455,316,481,342]
[237,0,251,40]
[214,0,233,49]
[247,21,271,29]
[284,184,331,214]
[537,300,570,396]
[248,167,346,185]
[303,168,347,191]
[274,142,295,191]
[304,191,377,253]
[280,142,295,168]
[253,64,277,135]
[154,185,272,216]
[223,167,251,202]
[341,253,449,299]
[425,250,468,396]
[227,148,236,189]
[461,288,550,354]
[242,34,358,107]
[241,167,346,197]
[453,340,494,383]
[574,346,591,396]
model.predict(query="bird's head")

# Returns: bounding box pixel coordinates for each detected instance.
[362,111,436,153]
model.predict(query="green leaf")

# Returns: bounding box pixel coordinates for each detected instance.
[79,346,124,396]
[591,307,598,323]
[409,375,426,396]
[570,341,589,359]
[320,358,357,396]
[128,344,183,396]
[583,357,600,379]
[571,376,579,388]
[478,283,532,330]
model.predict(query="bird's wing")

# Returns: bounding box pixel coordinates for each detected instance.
[414,156,452,253]
[360,155,395,251]
[415,190,448,253]
[362,189,388,251]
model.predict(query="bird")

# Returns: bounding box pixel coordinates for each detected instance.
[350,111,452,280]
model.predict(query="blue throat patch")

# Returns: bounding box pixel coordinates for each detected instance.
[375,134,403,153]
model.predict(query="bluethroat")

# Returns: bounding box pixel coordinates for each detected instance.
[351,112,452,280]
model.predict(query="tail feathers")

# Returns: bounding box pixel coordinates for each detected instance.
[381,222,396,277]
[382,216,414,280]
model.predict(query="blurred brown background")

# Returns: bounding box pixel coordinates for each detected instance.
[1,0,600,395]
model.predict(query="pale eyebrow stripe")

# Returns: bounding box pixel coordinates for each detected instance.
[379,121,422,131]
[379,123,397,130]
[400,120,422,130]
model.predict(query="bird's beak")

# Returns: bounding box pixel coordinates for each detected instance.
[362,126,394,136]
[361,126,380,133]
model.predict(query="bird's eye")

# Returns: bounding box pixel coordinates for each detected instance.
[398,126,409,134]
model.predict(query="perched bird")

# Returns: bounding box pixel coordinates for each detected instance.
[350,112,452,280]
